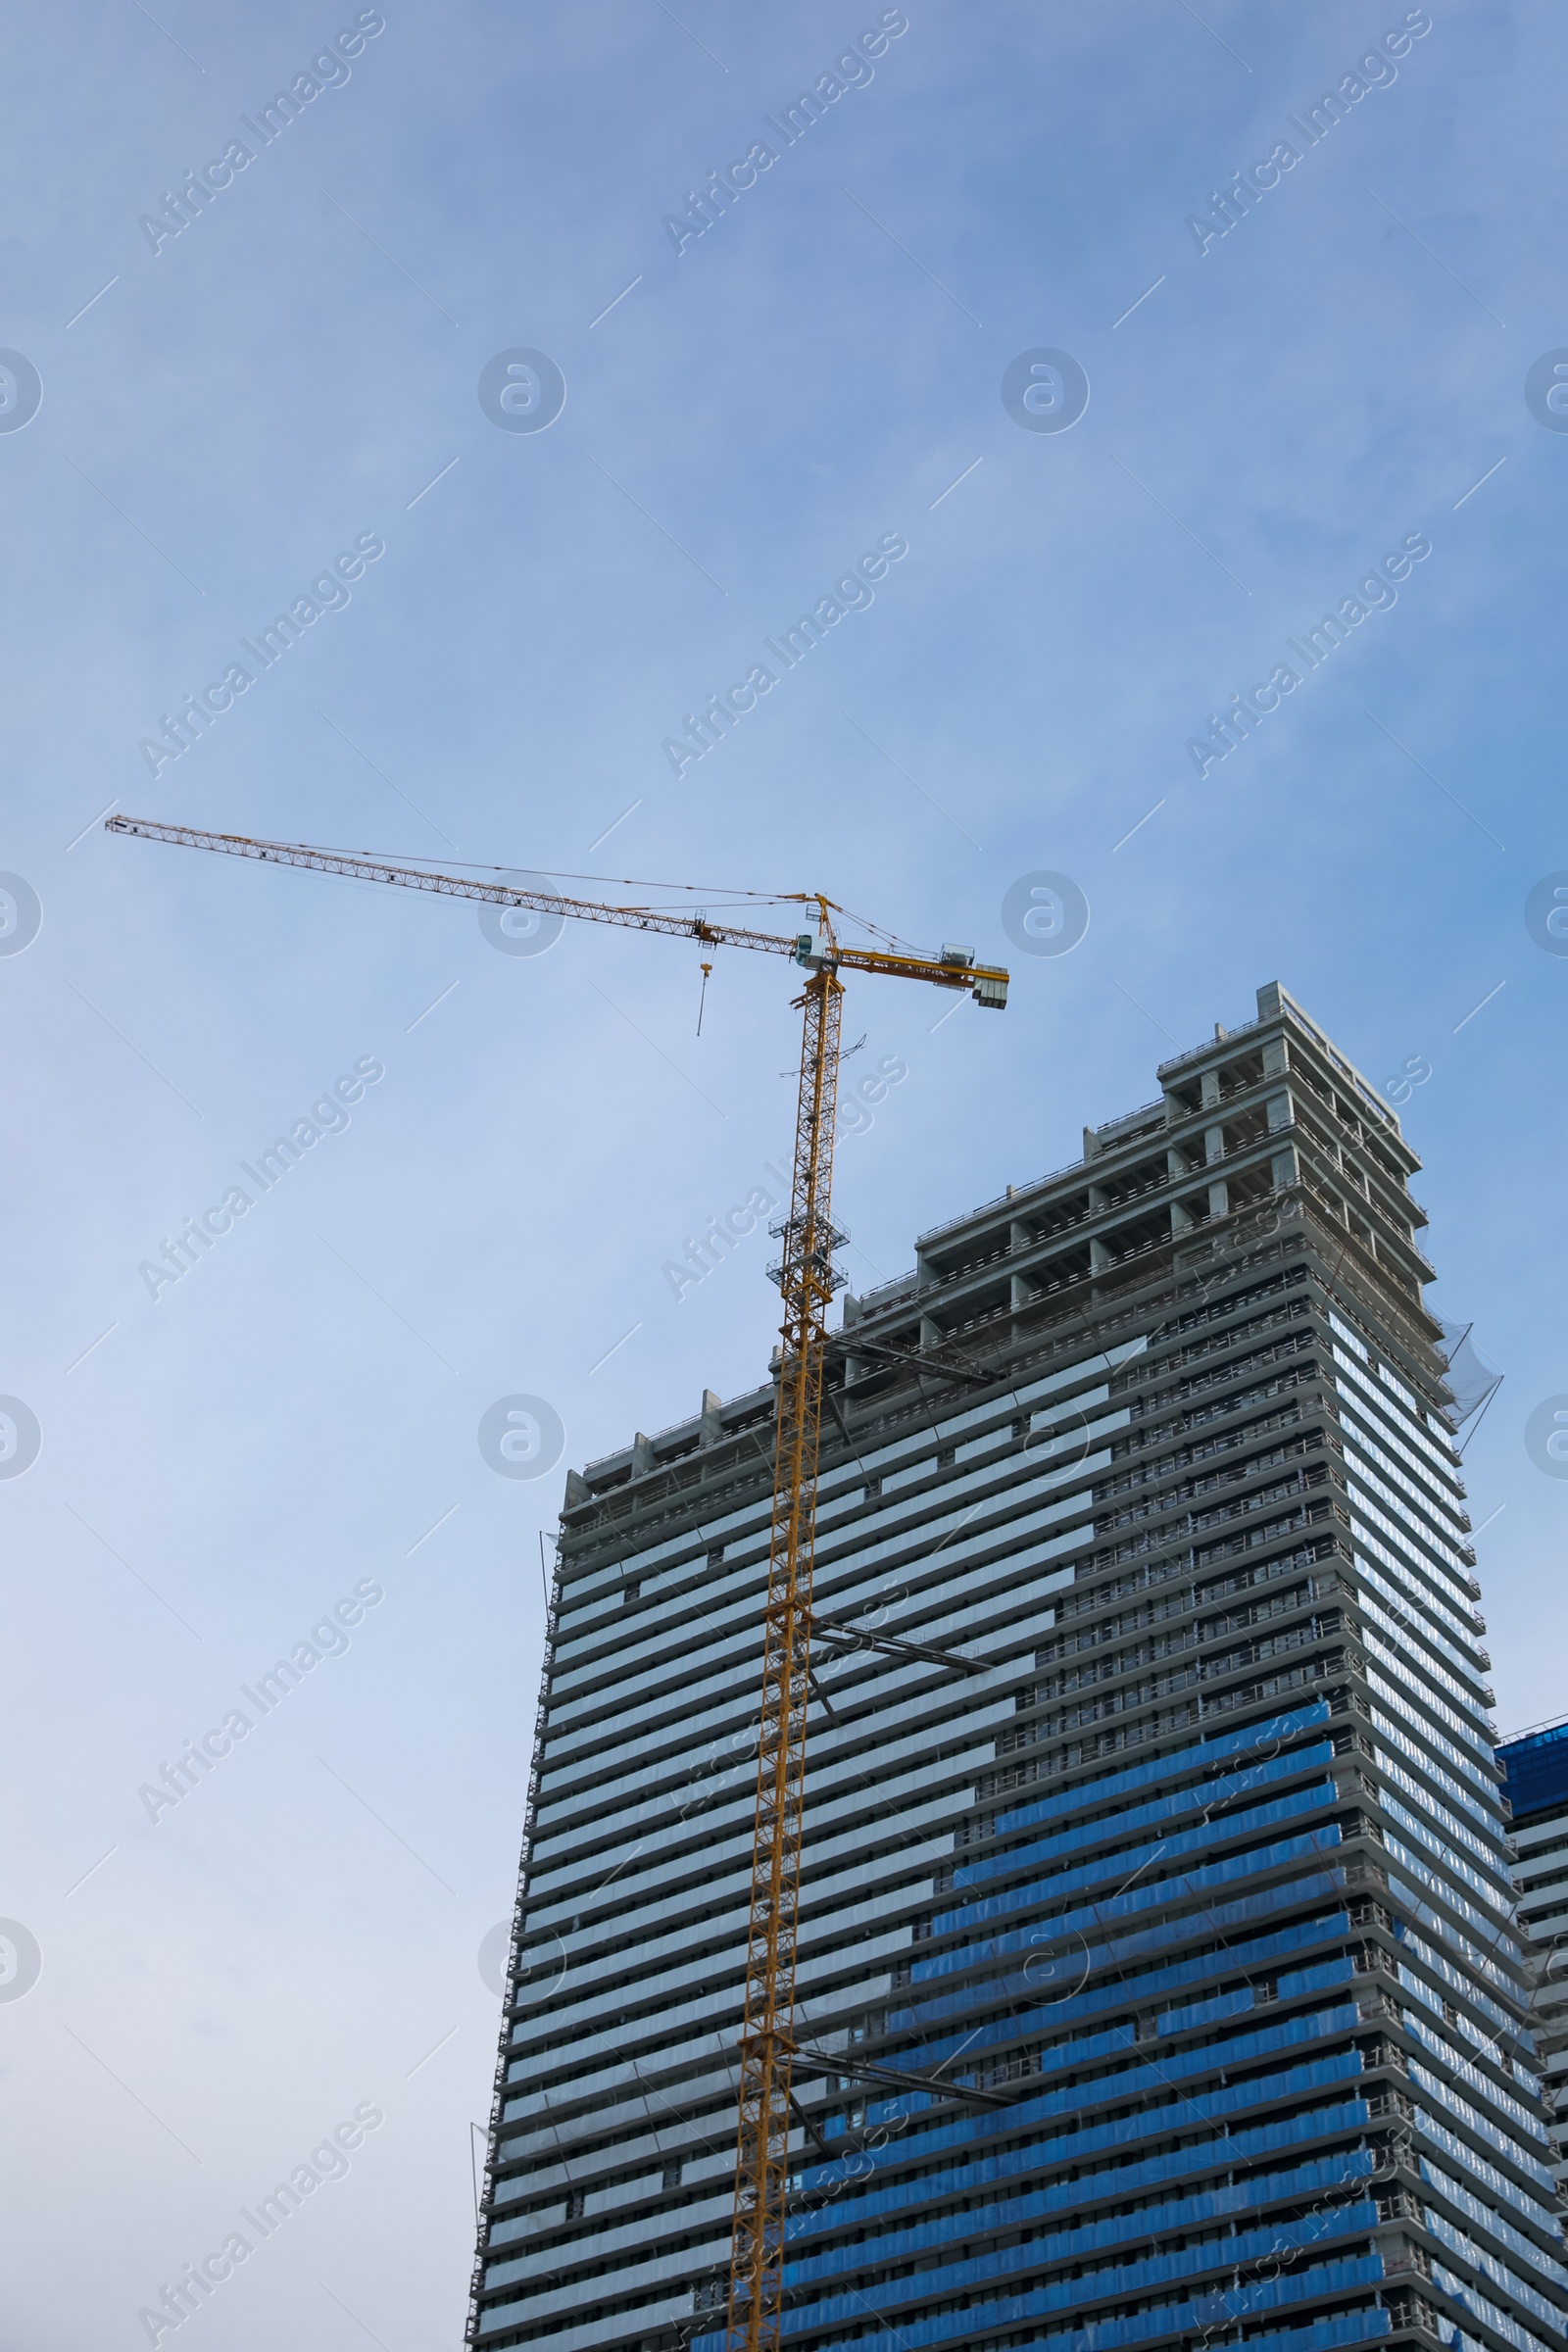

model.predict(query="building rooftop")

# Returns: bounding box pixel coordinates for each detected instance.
[576,978,1437,1496]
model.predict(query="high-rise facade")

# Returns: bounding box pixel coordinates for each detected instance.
[1498,1721,1568,2192]
[466,982,1566,2352]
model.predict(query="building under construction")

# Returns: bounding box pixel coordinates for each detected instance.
[466,982,1566,2352]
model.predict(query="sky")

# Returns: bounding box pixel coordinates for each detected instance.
[2,2,1565,2344]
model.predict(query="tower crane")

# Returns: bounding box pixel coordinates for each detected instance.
[107,812,1009,2352]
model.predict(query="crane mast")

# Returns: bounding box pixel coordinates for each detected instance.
[729,956,842,2350]
[106,814,1007,2352]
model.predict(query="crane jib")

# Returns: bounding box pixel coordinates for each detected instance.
[105,817,1008,997]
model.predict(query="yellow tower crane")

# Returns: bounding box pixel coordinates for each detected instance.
[107,813,1009,2352]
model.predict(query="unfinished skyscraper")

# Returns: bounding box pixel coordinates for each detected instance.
[466,982,1565,2352]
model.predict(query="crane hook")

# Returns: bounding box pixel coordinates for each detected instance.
[696,959,713,1036]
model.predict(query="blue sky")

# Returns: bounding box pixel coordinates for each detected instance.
[2,3,1564,2344]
